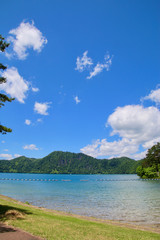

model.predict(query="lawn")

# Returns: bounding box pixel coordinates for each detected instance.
[0,195,159,240]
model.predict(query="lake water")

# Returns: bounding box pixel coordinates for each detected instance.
[0,173,160,225]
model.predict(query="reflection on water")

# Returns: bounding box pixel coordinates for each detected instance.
[0,173,160,225]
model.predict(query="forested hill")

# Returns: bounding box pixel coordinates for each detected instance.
[0,151,142,174]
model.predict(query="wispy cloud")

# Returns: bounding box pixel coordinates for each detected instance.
[87,54,113,79]
[0,153,22,160]
[6,20,47,60]
[1,67,29,103]
[75,51,93,72]
[87,63,104,79]
[0,153,12,160]
[74,96,81,104]
[25,119,31,125]
[23,144,38,150]
[34,101,51,115]
[75,51,113,79]
[32,87,39,92]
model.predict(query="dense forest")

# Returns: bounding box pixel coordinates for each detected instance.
[0,151,142,174]
[136,143,160,179]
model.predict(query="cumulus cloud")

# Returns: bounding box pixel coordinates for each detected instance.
[87,54,113,79]
[0,154,12,160]
[107,105,160,145]
[0,67,29,103]
[81,140,101,158]
[142,137,160,149]
[75,51,93,72]
[74,96,81,104]
[1,141,5,144]
[7,20,47,60]
[25,119,31,125]
[133,151,148,160]
[34,102,51,115]
[142,88,160,104]
[81,104,160,160]
[23,144,38,150]
[81,138,138,159]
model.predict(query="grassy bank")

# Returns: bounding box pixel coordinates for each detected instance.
[0,195,159,240]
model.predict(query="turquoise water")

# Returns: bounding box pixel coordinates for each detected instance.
[0,173,160,225]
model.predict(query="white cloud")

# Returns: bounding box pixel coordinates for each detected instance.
[133,151,147,160]
[87,63,104,79]
[23,144,38,150]
[75,51,93,72]
[1,67,29,103]
[0,154,12,160]
[142,137,160,149]
[4,149,9,152]
[81,140,101,158]
[142,88,160,104]
[107,105,160,145]
[81,104,160,160]
[81,138,148,160]
[0,153,22,160]
[87,54,113,79]
[1,141,5,144]
[81,138,138,159]
[34,102,51,115]
[75,51,113,79]
[25,119,31,125]
[32,87,39,92]
[7,20,47,60]
[74,96,81,104]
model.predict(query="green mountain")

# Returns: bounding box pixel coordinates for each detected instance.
[0,151,142,174]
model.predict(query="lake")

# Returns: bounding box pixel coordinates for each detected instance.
[0,173,160,226]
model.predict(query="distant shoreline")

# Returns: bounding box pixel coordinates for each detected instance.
[0,172,137,174]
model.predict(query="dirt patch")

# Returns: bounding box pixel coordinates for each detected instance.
[0,223,44,240]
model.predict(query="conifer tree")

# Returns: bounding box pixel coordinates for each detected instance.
[0,35,14,134]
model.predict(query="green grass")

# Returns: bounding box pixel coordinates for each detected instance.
[0,195,159,240]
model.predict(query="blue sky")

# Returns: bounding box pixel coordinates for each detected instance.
[0,0,160,160]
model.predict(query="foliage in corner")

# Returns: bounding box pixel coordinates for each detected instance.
[136,142,160,179]
[0,35,14,134]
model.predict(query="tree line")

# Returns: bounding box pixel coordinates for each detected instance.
[136,142,160,179]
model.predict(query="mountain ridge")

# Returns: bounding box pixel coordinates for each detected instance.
[0,151,142,174]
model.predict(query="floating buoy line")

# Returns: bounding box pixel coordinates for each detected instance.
[0,178,159,182]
